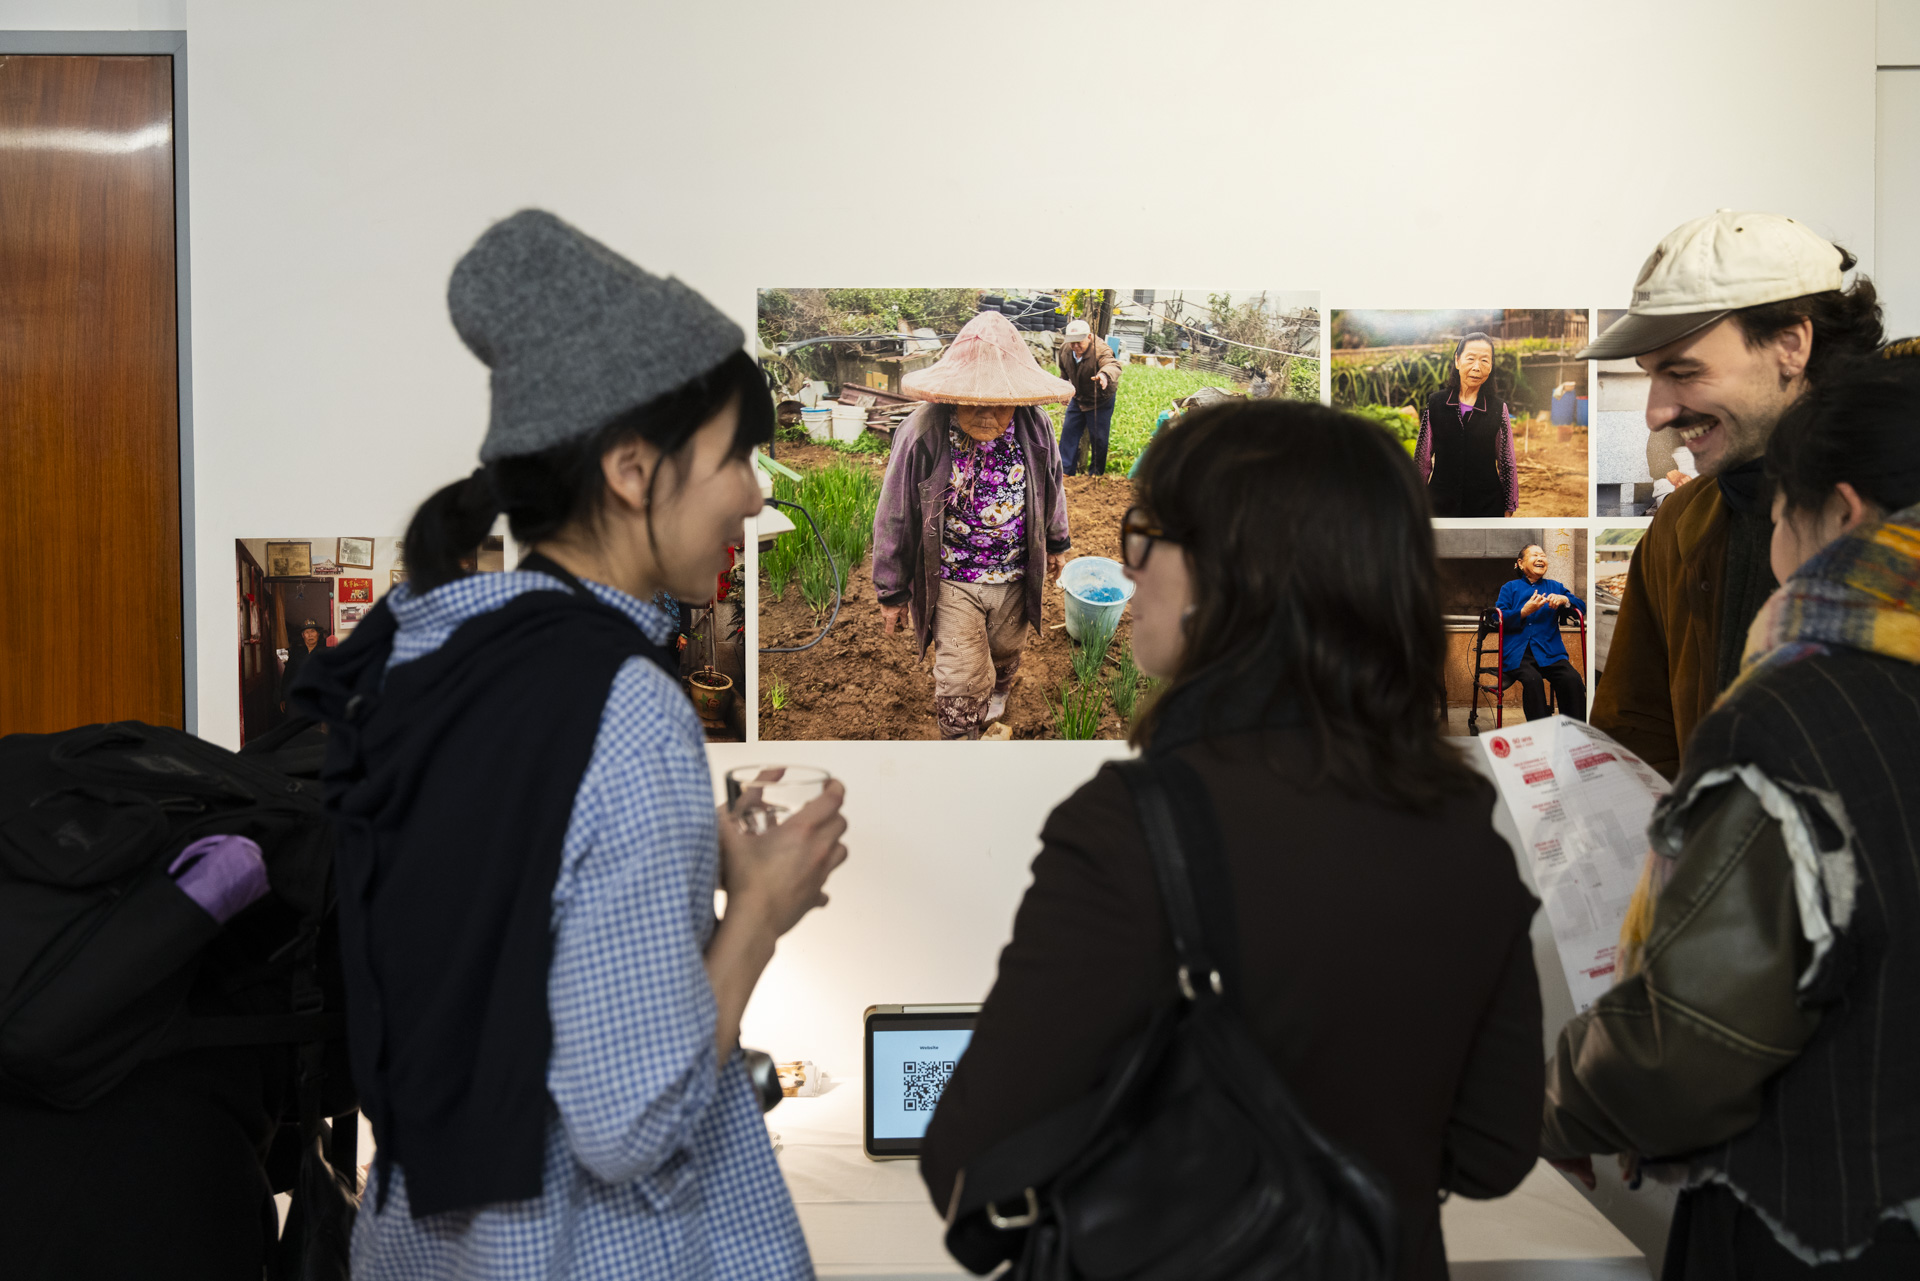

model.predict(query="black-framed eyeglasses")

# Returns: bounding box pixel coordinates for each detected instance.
[1121,506,1170,570]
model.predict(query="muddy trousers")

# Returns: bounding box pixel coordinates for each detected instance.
[932,579,1027,740]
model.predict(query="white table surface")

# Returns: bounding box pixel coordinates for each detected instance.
[771,1080,1645,1280]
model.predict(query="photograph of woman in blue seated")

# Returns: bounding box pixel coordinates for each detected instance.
[1494,544,1588,721]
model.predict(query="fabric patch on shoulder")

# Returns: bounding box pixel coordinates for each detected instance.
[1653,764,1859,989]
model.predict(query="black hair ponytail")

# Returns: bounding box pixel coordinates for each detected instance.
[1766,356,1920,518]
[404,467,504,593]
[402,350,772,595]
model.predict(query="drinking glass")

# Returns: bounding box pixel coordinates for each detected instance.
[725,765,832,834]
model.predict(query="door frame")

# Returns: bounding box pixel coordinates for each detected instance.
[1,30,197,731]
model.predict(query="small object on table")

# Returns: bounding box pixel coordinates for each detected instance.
[777,1060,832,1098]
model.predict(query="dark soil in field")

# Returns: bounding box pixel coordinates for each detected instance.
[758,442,1137,741]
[1513,418,1589,518]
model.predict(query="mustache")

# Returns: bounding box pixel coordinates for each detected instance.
[1669,410,1719,433]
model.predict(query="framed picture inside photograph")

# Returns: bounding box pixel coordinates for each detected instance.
[391,566,408,585]
[338,537,375,569]
[339,603,369,626]
[339,577,373,603]
[264,541,312,578]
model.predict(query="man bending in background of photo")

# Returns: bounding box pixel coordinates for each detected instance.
[1057,318,1122,476]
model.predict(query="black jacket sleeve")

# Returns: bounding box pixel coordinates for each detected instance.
[1441,924,1545,1198]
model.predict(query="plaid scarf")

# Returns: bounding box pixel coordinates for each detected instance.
[1618,502,1920,985]
[1725,500,1920,699]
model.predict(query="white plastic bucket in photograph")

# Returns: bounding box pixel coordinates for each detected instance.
[830,403,867,442]
[1058,555,1134,642]
[800,406,833,440]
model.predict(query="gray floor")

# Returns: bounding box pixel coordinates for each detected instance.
[1450,1262,1648,1280]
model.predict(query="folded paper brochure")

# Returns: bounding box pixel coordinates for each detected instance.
[1479,716,1669,1014]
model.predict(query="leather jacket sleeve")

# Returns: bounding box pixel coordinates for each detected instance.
[1540,780,1819,1160]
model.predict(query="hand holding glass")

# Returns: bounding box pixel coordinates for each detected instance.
[726,765,833,834]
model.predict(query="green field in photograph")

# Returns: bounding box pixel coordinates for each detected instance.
[1049,362,1323,477]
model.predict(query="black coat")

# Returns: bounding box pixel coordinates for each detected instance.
[279,634,326,704]
[920,726,1544,1281]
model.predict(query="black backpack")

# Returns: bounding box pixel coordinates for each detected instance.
[0,719,357,1278]
[943,755,1399,1280]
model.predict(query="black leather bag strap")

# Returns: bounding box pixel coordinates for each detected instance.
[1116,757,1224,1003]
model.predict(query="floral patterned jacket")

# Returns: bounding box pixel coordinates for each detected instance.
[871,403,1071,657]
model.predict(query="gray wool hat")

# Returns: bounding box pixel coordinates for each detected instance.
[449,209,745,462]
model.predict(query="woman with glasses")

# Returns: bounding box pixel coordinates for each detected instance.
[920,399,1546,1280]
[1414,332,1519,518]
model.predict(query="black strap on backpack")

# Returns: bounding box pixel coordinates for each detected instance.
[943,754,1399,1281]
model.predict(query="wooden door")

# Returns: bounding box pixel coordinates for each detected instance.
[0,55,181,733]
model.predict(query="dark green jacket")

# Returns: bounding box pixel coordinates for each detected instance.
[1543,646,1920,1260]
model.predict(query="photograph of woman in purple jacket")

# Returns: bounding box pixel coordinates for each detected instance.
[872,312,1074,739]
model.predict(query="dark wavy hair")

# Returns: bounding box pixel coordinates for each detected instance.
[1732,247,1883,387]
[404,350,771,593]
[1129,399,1481,812]
[1765,355,1920,519]
[1443,331,1501,407]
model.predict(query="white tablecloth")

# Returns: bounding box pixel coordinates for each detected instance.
[771,1081,1645,1280]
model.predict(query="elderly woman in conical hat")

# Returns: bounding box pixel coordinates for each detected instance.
[872,310,1075,740]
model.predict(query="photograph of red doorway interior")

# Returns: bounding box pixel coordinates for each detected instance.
[233,535,500,745]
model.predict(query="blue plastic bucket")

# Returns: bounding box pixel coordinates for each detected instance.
[1576,396,1589,427]
[1058,556,1134,642]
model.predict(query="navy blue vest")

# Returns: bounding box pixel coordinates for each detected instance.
[294,562,674,1216]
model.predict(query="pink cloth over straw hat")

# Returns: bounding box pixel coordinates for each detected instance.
[900,311,1075,406]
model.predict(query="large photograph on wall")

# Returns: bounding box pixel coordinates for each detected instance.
[234,535,409,745]
[232,534,517,745]
[754,287,1321,741]
[1590,308,1697,517]
[1434,526,1590,737]
[1330,309,1590,518]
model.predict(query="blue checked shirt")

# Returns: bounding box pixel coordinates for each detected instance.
[351,571,812,1281]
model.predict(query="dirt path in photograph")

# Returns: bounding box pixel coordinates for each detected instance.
[758,443,1136,741]
[1512,419,1588,518]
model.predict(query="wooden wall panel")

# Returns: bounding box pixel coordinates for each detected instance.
[0,55,181,732]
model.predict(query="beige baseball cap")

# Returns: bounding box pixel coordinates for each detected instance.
[1578,210,1848,360]
[1063,318,1092,340]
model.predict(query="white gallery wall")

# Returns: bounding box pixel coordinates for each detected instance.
[2,0,1893,1263]
[158,0,1881,1049]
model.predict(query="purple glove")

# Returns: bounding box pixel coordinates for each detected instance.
[168,835,271,924]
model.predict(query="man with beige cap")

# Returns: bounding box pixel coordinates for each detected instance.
[874,310,1074,739]
[1584,211,1882,777]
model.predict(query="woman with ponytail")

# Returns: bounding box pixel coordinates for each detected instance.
[293,210,846,1280]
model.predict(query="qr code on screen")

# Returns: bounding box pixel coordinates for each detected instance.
[901,1060,956,1112]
